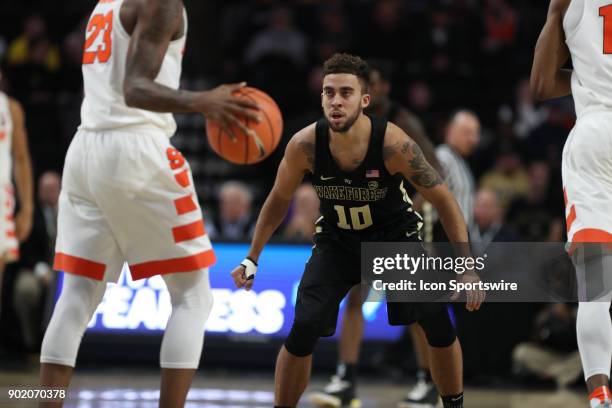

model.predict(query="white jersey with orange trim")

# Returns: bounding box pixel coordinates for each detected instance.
[562,0,612,245]
[79,0,186,137]
[0,92,13,185]
[54,1,213,281]
[0,92,17,261]
[564,0,612,118]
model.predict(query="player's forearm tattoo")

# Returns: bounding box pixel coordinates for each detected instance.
[298,141,315,166]
[405,142,443,188]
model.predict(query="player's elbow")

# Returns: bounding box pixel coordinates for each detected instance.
[123,78,147,108]
[530,74,552,101]
[123,83,139,108]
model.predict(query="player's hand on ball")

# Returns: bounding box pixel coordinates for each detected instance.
[231,258,257,291]
[451,269,485,311]
[197,82,261,141]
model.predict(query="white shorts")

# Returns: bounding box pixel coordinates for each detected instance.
[54,129,215,281]
[562,112,612,248]
[0,183,18,262]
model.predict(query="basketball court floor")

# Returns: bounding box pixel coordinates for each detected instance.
[0,366,587,407]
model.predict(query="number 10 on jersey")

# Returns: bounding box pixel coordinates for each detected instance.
[333,205,373,230]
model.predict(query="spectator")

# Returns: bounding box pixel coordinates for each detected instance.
[479,149,529,209]
[507,161,564,241]
[284,184,320,242]
[12,171,60,351]
[312,6,352,63]
[244,7,308,68]
[470,188,520,254]
[7,15,60,72]
[207,181,256,240]
[482,0,518,52]
[456,188,526,381]
[513,79,548,139]
[513,304,582,388]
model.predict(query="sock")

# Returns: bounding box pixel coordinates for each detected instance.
[590,386,612,404]
[441,392,463,408]
[337,362,357,383]
[416,368,433,383]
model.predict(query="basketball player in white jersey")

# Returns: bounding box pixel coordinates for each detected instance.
[38,1,259,407]
[0,78,34,313]
[532,1,612,407]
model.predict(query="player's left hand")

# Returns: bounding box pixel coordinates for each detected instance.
[230,257,257,291]
[14,210,33,242]
[451,269,485,311]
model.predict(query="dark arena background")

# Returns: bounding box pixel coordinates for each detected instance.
[0,0,591,407]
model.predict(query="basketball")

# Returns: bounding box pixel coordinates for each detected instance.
[206,87,283,165]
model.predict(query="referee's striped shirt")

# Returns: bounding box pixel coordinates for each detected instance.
[434,144,475,229]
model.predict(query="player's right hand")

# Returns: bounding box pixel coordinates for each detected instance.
[230,257,257,291]
[196,82,261,141]
[450,269,485,312]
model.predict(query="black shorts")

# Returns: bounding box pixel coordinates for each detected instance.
[294,221,449,337]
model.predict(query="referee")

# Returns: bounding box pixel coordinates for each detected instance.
[429,110,480,242]
[397,109,481,408]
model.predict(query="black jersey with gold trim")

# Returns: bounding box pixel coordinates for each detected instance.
[312,116,422,240]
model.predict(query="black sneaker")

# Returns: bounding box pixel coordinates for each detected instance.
[397,378,441,408]
[308,375,362,407]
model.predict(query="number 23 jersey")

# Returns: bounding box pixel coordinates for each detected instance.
[79,0,186,137]
[311,116,423,243]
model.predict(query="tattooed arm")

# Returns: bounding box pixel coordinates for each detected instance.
[383,123,468,243]
[245,124,316,263]
[394,109,441,172]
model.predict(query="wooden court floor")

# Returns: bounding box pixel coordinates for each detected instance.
[0,367,587,407]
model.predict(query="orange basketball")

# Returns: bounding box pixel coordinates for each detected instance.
[206,87,283,165]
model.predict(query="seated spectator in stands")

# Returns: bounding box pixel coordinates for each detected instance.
[513,303,582,388]
[207,181,256,240]
[470,188,519,254]
[514,79,548,139]
[245,7,307,68]
[12,171,60,351]
[455,188,526,380]
[482,0,517,52]
[507,161,564,241]
[479,148,529,209]
[7,15,60,72]
[284,184,320,242]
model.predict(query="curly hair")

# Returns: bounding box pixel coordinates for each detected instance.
[322,53,370,93]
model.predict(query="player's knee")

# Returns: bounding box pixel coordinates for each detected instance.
[577,301,611,342]
[418,309,457,348]
[165,269,214,319]
[284,320,320,357]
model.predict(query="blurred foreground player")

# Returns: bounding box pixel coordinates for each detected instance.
[231,53,484,408]
[0,79,34,313]
[532,0,612,407]
[39,0,259,407]
[309,63,443,408]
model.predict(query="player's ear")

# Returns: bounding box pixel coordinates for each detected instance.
[361,93,371,108]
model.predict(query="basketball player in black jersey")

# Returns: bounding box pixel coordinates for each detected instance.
[230,54,483,408]
[310,63,443,408]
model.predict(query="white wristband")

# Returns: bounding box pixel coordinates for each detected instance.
[240,257,258,280]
